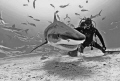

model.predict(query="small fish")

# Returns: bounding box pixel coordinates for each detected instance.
[33,18,40,21]
[86,0,88,3]
[90,15,96,19]
[75,13,80,16]
[98,10,102,16]
[26,20,36,27]
[23,4,28,6]
[81,9,88,12]
[55,10,59,14]
[90,10,102,19]
[0,11,9,25]
[27,0,29,3]
[50,4,55,8]
[57,14,60,20]
[21,23,27,25]
[78,5,83,8]
[64,14,71,20]
[48,21,52,24]
[28,15,34,18]
[102,16,106,20]
[33,0,36,9]
[59,3,69,8]
[24,29,29,34]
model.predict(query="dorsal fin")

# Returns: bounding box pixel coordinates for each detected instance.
[53,10,59,22]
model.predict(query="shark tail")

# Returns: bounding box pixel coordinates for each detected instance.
[30,40,48,53]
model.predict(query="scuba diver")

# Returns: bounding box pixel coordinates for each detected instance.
[68,17,106,57]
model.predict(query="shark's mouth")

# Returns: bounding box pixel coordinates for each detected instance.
[47,33,85,51]
[48,41,78,51]
[48,38,83,51]
[58,44,78,49]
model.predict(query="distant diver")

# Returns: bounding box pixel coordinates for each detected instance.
[64,14,71,20]
[26,20,36,27]
[81,9,88,12]
[33,18,40,21]
[75,13,80,16]
[78,5,83,8]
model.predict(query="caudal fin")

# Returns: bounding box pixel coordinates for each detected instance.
[30,41,48,53]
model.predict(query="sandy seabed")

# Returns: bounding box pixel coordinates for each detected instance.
[0,50,120,81]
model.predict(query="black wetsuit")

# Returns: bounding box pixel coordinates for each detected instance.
[67,20,106,57]
[75,23,106,53]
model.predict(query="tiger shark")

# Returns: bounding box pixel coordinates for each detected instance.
[30,10,86,53]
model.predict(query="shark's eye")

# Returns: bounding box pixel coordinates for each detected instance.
[48,34,59,39]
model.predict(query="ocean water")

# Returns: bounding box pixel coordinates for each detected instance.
[0,0,120,59]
